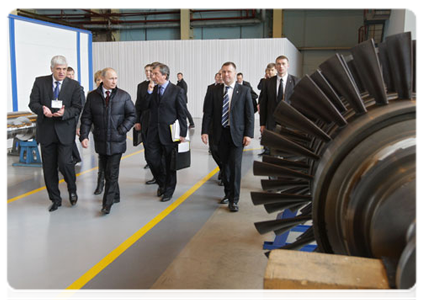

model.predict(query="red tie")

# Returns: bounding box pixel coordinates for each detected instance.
[105,91,110,107]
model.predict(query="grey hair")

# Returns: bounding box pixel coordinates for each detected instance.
[154,63,170,80]
[50,55,68,68]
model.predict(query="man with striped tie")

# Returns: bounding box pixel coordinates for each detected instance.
[201,62,255,212]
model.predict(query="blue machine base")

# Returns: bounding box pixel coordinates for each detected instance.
[262,209,317,252]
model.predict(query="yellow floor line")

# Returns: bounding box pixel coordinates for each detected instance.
[7,149,144,204]
[65,166,219,290]
[8,146,262,204]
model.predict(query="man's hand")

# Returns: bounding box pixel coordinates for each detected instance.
[243,136,251,146]
[260,125,266,134]
[134,123,141,131]
[43,106,53,118]
[53,105,65,117]
[81,138,89,148]
[148,79,155,92]
[180,136,186,143]
[201,134,208,145]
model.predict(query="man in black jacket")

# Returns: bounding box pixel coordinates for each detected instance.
[176,72,195,128]
[236,72,259,113]
[259,55,300,135]
[201,62,254,212]
[144,63,188,202]
[29,55,83,212]
[134,63,154,175]
[80,68,136,214]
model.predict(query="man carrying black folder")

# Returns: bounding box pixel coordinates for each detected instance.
[143,63,188,202]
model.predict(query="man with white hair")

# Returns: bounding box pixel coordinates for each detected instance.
[29,55,83,212]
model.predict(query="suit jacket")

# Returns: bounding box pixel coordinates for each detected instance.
[241,80,258,113]
[135,80,151,134]
[143,82,188,145]
[176,79,188,103]
[29,75,82,145]
[259,74,300,130]
[202,83,254,148]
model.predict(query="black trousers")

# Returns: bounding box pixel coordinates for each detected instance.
[218,127,243,204]
[147,127,177,197]
[98,153,122,208]
[40,134,76,203]
[209,131,222,170]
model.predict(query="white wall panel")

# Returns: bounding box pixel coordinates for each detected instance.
[14,21,77,111]
[7,15,92,112]
[93,38,301,118]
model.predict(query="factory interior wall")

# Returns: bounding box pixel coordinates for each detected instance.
[92,38,302,118]
[7,15,92,113]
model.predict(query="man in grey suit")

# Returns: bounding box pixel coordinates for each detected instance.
[201,62,254,212]
[259,55,300,134]
[29,55,83,212]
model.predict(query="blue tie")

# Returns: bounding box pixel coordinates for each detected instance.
[221,86,230,127]
[54,81,60,99]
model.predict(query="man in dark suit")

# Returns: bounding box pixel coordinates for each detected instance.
[176,72,195,129]
[202,71,224,186]
[202,62,254,212]
[237,72,259,113]
[259,55,300,135]
[28,55,83,212]
[143,63,188,202]
[66,66,85,165]
[135,64,155,179]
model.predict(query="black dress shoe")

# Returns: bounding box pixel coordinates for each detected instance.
[49,202,61,212]
[114,198,120,203]
[219,197,229,204]
[157,187,165,197]
[146,178,157,185]
[101,205,111,214]
[161,195,172,202]
[144,164,150,169]
[69,192,78,206]
[229,203,239,212]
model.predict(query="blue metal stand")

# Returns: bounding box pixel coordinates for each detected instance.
[263,208,317,252]
[12,140,42,167]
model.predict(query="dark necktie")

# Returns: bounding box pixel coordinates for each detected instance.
[54,81,60,99]
[277,78,283,102]
[105,91,110,107]
[221,86,230,127]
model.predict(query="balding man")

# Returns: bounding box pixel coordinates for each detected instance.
[80,68,136,214]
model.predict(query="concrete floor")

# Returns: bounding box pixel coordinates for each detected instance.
[7,118,274,291]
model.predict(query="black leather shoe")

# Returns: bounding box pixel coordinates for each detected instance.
[101,205,111,214]
[161,195,172,202]
[229,203,239,212]
[49,202,61,212]
[146,178,157,185]
[157,187,165,197]
[144,164,150,169]
[114,199,120,203]
[219,197,229,204]
[69,192,78,206]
